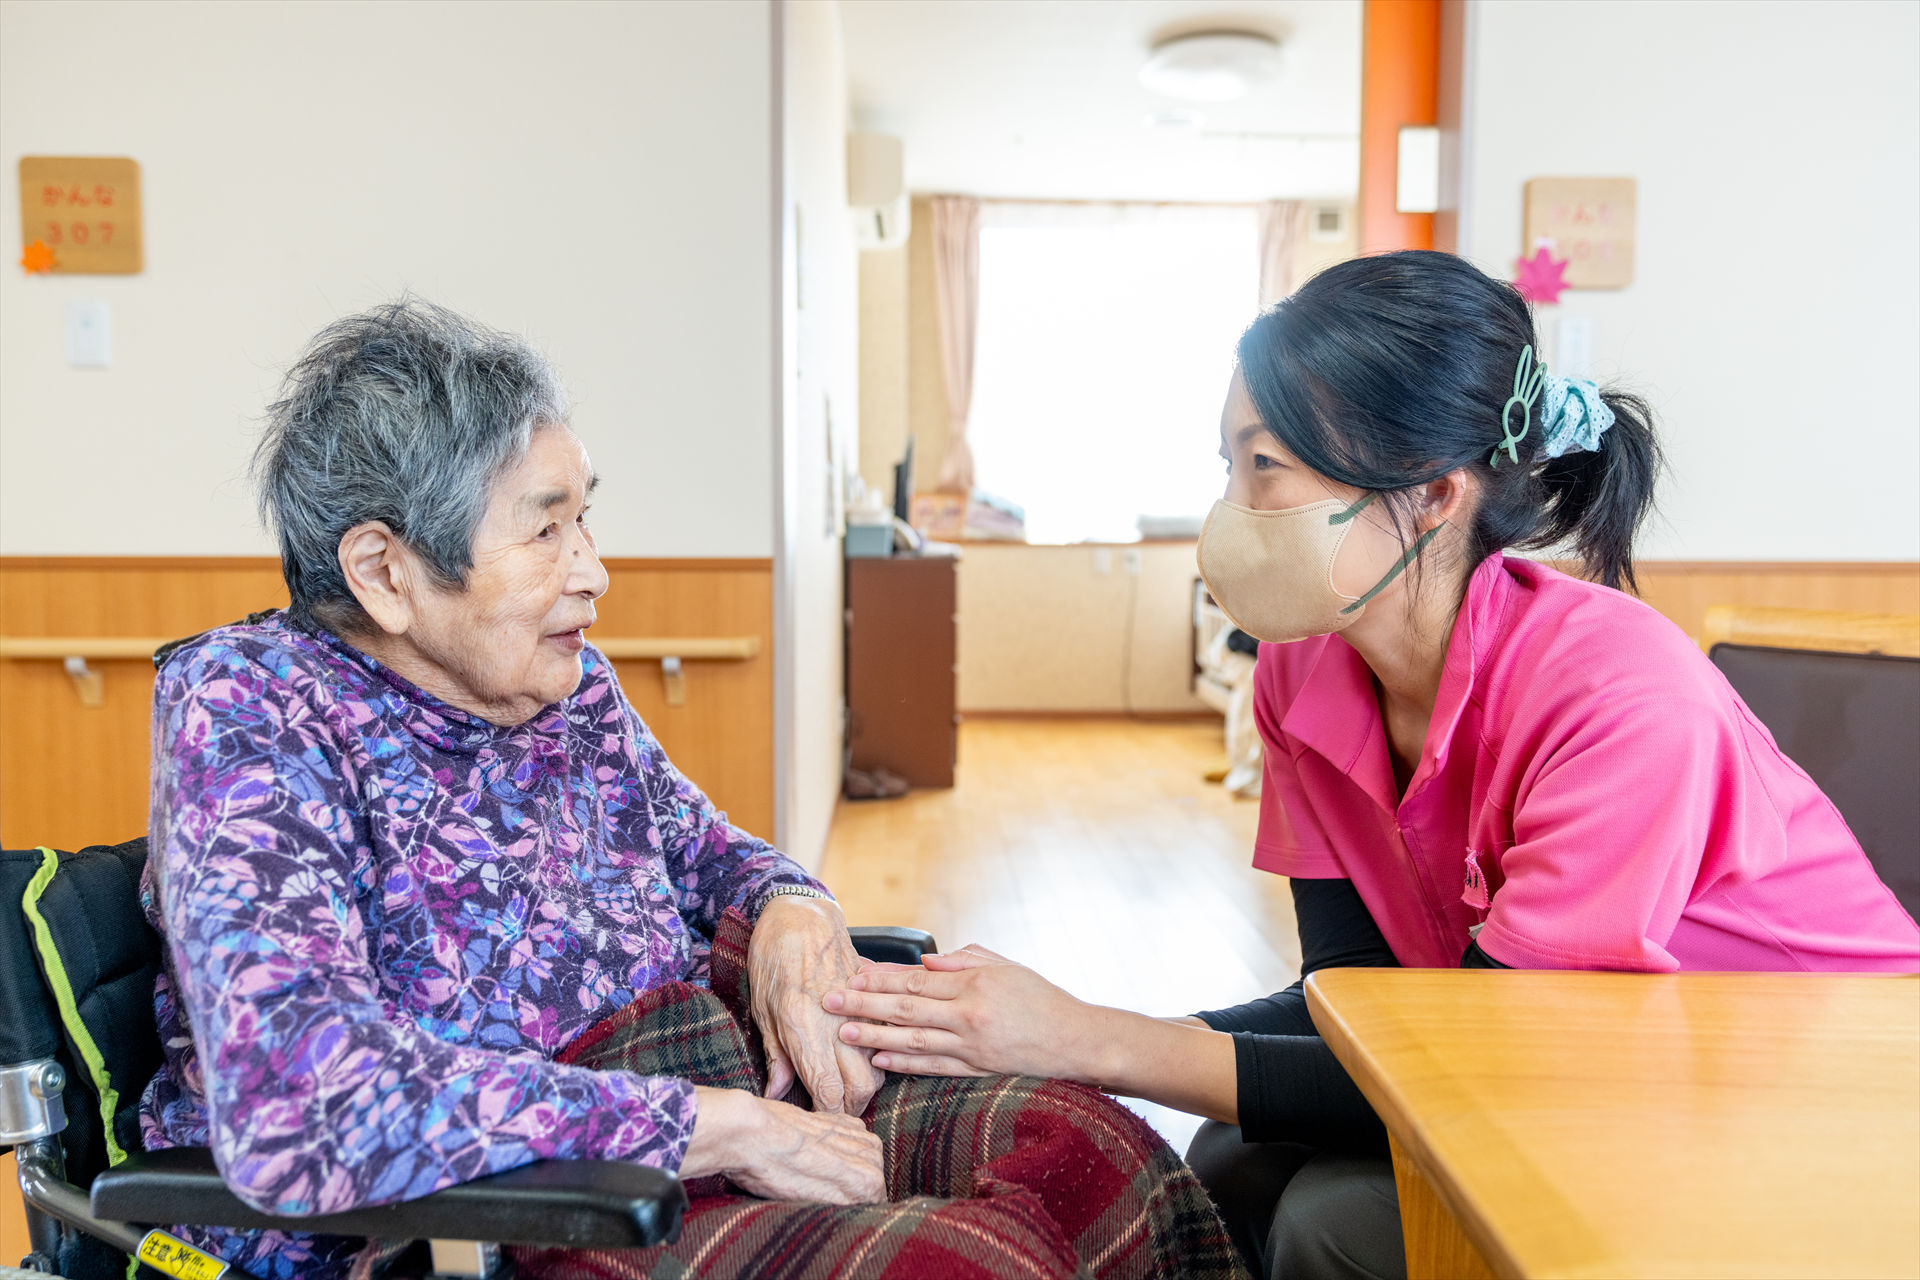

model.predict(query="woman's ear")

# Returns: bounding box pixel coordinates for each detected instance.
[1418,468,1475,531]
[338,522,415,636]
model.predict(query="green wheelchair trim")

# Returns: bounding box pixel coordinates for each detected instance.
[23,846,197,1279]
[22,847,129,1170]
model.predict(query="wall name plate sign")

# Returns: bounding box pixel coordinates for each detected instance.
[1523,177,1634,290]
[18,156,143,274]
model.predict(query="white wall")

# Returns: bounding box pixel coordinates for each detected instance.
[775,0,859,868]
[1461,0,1919,560]
[857,243,909,497]
[0,0,774,558]
[957,543,1206,714]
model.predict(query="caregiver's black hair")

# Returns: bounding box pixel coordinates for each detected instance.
[1236,250,1661,593]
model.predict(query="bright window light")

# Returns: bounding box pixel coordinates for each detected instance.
[968,206,1259,544]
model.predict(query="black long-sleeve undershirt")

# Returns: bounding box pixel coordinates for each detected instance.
[1192,878,1506,1147]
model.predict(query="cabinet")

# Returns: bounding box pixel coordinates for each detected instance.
[846,555,958,788]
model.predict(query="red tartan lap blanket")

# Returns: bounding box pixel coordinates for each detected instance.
[504,909,1247,1280]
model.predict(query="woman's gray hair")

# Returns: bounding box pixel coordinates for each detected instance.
[254,298,568,631]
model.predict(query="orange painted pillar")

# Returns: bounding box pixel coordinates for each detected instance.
[1358,0,1441,253]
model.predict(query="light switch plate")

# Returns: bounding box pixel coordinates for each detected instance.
[1555,315,1594,380]
[66,300,111,368]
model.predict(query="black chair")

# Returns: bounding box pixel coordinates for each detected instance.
[3,838,935,1279]
[1709,642,1920,922]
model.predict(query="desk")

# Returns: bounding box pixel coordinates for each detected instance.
[1305,970,1920,1279]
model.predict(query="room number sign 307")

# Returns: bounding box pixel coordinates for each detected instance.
[17,155,143,274]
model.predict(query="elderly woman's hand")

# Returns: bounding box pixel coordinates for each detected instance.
[748,895,886,1116]
[682,1087,884,1203]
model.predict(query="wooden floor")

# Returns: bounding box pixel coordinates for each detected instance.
[818,715,1301,1153]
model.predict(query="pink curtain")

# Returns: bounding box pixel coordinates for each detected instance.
[1257,201,1308,309]
[929,195,982,494]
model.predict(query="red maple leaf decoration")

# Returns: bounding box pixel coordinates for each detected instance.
[19,240,56,274]
[1513,246,1570,304]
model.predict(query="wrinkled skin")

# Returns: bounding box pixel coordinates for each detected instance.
[750,895,887,1114]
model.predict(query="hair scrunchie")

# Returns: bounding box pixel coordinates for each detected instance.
[1539,375,1616,459]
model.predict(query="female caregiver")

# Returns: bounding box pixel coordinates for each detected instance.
[824,250,1920,1280]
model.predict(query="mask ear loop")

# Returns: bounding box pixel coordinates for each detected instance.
[1339,524,1444,615]
[1489,345,1547,468]
[1326,492,1445,617]
[1327,493,1375,524]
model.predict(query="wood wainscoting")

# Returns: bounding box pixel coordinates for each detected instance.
[0,556,774,851]
[593,559,774,836]
[1628,561,1919,642]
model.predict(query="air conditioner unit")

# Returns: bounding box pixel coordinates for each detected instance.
[854,192,910,250]
[848,132,910,250]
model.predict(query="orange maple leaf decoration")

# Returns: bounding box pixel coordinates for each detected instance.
[20,240,56,274]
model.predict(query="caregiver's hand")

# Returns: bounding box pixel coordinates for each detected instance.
[748,894,886,1116]
[681,1086,885,1203]
[822,945,1105,1082]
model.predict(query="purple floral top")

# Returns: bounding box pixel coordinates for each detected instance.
[140,613,825,1277]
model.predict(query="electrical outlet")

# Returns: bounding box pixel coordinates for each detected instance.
[1122,548,1141,576]
[1092,549,1112,574]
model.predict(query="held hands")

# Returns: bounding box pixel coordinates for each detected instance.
[682,1086,884,1204]
[821,944,1103,1082]
[747,894,886,1115]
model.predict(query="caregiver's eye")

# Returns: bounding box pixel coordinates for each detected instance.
[1254,455,1281,470]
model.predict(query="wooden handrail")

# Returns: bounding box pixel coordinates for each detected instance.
[0,634,761,711]
[0,637,171,660]
[1698,607,1920,658]
[595,637,761,661]
[0,635,762,661]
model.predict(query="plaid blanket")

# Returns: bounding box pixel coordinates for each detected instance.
[503,909,1246,1280]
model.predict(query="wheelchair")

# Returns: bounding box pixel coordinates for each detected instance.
[2,838,934,1279]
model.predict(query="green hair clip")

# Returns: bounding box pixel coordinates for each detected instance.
[1490,345,1548,468]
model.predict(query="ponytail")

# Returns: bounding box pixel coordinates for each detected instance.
[1530,390,1662,593]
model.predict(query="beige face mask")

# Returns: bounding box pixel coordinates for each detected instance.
[1197,493,1441,644]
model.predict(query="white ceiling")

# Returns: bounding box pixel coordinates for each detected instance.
[840,0,1362,203]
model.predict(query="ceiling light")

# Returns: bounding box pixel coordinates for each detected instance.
[1139,31,1281,104]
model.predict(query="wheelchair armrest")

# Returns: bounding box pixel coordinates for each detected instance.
[848,925,938,966]
[91,1146,686,1248]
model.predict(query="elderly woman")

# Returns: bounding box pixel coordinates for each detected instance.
[142,301,1240,1280]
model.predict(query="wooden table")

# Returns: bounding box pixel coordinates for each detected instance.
[1305,970,1920,1279]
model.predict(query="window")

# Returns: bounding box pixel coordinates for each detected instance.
[968,204,1259,544]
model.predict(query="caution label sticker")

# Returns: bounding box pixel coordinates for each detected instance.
[137,1230,230,1280]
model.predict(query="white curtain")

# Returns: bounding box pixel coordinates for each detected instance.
[1257,200,1308,309]
[929,195,982,494]
[967,201,1259,544]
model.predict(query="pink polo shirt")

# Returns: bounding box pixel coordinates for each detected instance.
[1254,554,1920,972]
